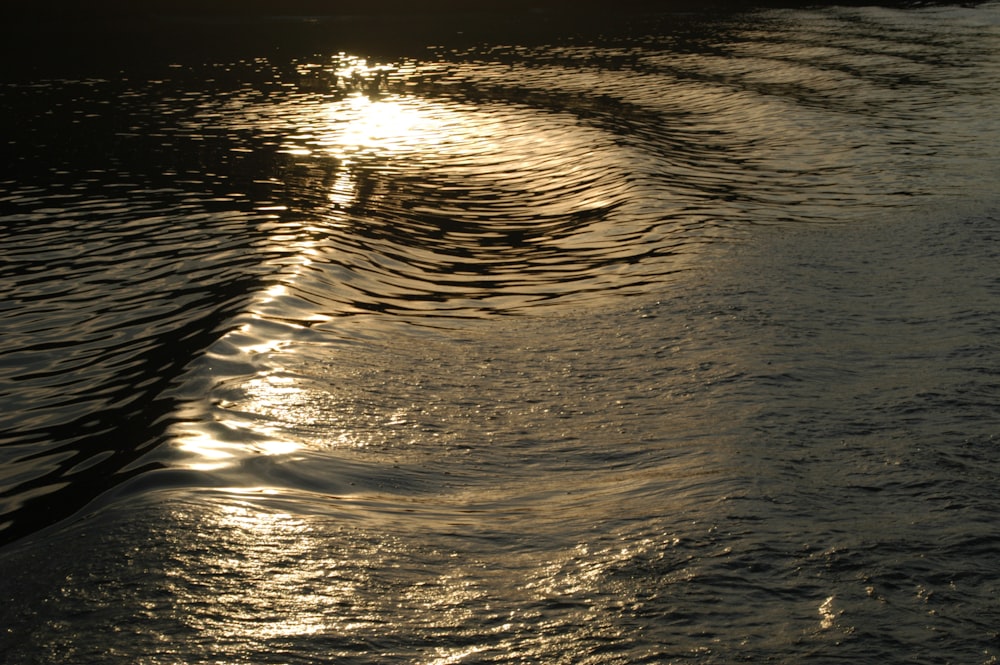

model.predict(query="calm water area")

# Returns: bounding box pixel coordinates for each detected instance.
[2,2,999,662]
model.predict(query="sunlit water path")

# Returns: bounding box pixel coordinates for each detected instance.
[2,3,999,663]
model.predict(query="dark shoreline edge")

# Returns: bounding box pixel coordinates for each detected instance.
[4,0,984,76]
[0,2,755,77]
[5,0,985,24]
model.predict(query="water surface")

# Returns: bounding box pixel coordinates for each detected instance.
[2,3,999,663]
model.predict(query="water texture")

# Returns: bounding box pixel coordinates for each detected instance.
[1,3,999,663]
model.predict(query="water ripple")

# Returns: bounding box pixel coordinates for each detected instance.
[0,178,283,540]
[2,2,998,567]
[242,8,999,328]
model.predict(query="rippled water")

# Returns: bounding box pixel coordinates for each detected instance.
[2,3,999,663]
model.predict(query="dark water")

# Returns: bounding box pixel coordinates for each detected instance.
[2,3,999,662]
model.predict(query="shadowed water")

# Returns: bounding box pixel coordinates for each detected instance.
[1,3,999,663]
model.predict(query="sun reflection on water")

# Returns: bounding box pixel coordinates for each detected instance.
[170,59,475,473]
[154,489,671,662]
[322,94,447,160]
[168,498,341,642]
[167,50,649,477]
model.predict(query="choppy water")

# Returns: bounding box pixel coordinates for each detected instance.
[2,3,999,663]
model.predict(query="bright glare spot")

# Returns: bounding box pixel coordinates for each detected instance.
[819,595,836,629]
[424,646,489,665]
[172,424,302,472]
[230,321,295,356]
[256,439,300,456]
[322,94,445,159]
[260,283,287,302]
[175,430,241,471]
[327,169,355,209]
